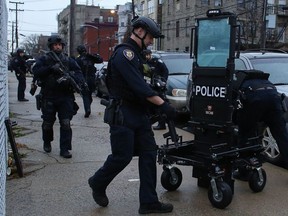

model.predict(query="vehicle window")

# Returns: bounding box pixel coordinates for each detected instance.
[196,18,230,67]
[162,57,193,74]
[235,58,247,70]
[250,57,288,84]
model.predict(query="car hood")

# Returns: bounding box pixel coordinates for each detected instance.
[276,85,288,95]
[167,74,189,89]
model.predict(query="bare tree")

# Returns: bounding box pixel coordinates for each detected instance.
[20,34,40,57]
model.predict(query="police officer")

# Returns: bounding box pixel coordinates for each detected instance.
[76,45,103,118]
[11,48,29,101]
[33,35,85,158]
[88,16,175,214]
[143,49,169,130]
[235,70,288,177]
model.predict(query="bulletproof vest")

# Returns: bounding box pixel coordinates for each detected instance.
[79,54,96,76]
[106,43,145,102]
[233,69,270,91]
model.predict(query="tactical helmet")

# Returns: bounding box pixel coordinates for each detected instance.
[131,16,164,39]
[47,35,66,49]
[77,45,87,54]
[16,48,25,54]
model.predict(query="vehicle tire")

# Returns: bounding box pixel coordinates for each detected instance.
[248,168,266,192]
[261,126,282,165]
[161,167,182,191]
[208,181,232,209]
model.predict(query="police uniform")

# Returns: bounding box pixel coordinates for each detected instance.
[236,70,288,166]
[33,51,85,157]
[76,47,103,117]
[88,38,160,205]
[11,50,28,101]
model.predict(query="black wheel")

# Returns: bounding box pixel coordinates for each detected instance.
[208,181,232,209]
[161,167,182,191]
[248,168,266,192]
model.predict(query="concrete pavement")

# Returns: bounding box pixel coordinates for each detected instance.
[5,72,288,216]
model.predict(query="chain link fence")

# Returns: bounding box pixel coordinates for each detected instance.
[0,1,9,215]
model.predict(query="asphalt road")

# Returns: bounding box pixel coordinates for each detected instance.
[5,73,288,216]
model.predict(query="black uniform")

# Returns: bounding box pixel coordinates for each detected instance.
[76,52,103,117]
[236,71,288,167]
[11,52,28,101]
[88,38,162,205]
[33,51,85,157]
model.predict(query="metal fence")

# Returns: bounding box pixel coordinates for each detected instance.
[0,1,9,215]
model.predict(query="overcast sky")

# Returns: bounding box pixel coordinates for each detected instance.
[6,0,129,45]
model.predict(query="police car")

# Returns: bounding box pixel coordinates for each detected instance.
[187,50,288,165]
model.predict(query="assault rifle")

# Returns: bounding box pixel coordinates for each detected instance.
[47,51,82,93]
[150,75,180,146]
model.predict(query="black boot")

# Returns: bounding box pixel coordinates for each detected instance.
[88,177,109,207]
[60,150,72,158]
[43,142,51,153]
[139,202,173,214]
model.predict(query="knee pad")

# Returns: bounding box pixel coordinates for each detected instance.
[60,119,71,130]
[42,121,53,130]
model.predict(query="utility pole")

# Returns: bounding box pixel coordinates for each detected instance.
[9,1,24,49]
[11,21,15,52]
[69,0,76,57]
[260,0,267,49]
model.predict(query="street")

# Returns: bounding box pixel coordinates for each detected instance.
[5,73,288,216]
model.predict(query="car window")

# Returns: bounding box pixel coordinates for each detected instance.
[250,57,288,84]
[161,57,192,74]
[235,58,247,70]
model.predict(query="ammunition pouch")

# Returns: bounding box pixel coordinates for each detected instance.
[35,94,42,110]
[101,99,123,125]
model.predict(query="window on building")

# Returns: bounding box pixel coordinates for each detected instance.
[167,23,171,40]
[237,0,245,8]
[176,21,180,37]
[279,0,285,5]
[185,46,189,52]
[121,22,124,27]
[148,0,154,14]
[140,1,144,13]
[201,0,209,6]
[108,17,114,23]
[176,0,180,11]
[99,16,104,23]
[214,0,222,6]
[185,18,189,37]
[167,0,170,15]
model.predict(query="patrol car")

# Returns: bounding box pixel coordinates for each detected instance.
[187,50,288,165]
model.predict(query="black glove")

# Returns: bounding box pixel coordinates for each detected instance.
[158,102,177,120]
[50,63,62,74]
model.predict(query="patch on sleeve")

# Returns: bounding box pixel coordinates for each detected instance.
[123,49,134,61]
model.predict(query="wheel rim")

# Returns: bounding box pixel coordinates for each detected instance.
[262,127,280,159]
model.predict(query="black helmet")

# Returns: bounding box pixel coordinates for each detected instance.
[132,16,164,39]
[16,48,25,54]
[77,45,87,54]
[47,35,66,49]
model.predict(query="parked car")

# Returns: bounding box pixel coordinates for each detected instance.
[187,50,288,165]
[152,51,193,113]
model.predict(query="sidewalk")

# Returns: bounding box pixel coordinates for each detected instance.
[5,72,288,216]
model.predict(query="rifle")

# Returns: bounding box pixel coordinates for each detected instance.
[150,75,180,146]
[47,51,82,93]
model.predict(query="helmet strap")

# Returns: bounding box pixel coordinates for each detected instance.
[132,30,148,50]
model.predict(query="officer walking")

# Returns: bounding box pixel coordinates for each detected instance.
[33,35,85,158]
[76,45,103,118]
[143,49,169,130]
[10,48,29,101]
[235,70,288,176]
[88,16,176,214]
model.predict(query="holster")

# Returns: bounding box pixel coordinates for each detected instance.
[101,99,123,125]
[35,94,42,110]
